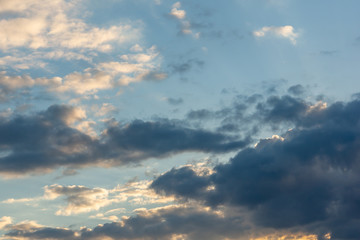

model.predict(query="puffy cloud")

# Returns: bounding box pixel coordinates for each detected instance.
[253,25,299,44]
[0,0,139,51]
[52,70,113,94]
[0,205,244,240]
[169,2,186,19]
[152,97,360,239]
[81,205,246,240]
[0,216,12,229]
[0,71,61,90]
[0,105,248,176]
[0,45,164,99]
[0,209,327,240]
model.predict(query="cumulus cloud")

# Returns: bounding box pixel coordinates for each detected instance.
[0,0,164,100]
[0,0,139,51]
[1,205,246,240]
[1,206,327,240]
[0,71,61,101]
[169,2,186,19]
[0,216,12,229]
[52,69,113,94]
[151,97,360,239]
[0,105,248,176]
[253,25,299,44]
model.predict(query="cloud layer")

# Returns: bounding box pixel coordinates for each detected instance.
[0,105,248,176]
[152,97,360,239]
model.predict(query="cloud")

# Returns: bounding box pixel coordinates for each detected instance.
[52,69,113,94]
[0,45,164,99]
[287,84,306,96]
[168,2,199,38]
[169,2,186,19]
[2,180,173,216]
[1,206,327,240]
[43,184,117,216]
[253,25,299,44]
[92,103,118,117]
[0,105,248,176]
[168,58,204,74]
[2,220,78,240]
[0,71,61,102]
[103,120,249,163]
[166,97,184,105]
[0,216,12,230]
[0,0,140,51]
[151,97,360,239]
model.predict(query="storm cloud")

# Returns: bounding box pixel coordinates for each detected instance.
[152,97,360,239]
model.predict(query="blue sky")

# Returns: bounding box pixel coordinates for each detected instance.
[1,0,360,239]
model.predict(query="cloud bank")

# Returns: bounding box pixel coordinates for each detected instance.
[0,105,249,176]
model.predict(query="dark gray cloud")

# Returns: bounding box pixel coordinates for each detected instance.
[256,95,308,124]
[5,227,77,240]
[104,120,249,163]
[0,105,248,175]
[287,84,306,96]
[151,98,360,239]
[82,206,245,240]
[3,206,246,240]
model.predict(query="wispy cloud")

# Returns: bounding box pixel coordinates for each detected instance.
[253,25,299,44]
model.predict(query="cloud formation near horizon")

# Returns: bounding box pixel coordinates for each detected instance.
[151,96,360,239]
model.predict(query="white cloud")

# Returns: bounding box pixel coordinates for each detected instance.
[0,0,140,51]
[44,184,119,216]
[130,44,144,52]
[0,216,12,230]
[112,180,175,205]
[0,45,164,98]
[170,7,186,20]
[53,69,113,94]
[0,71,61,90]
[253,25,299,44]
[170,2,186,20]
[168,2,200,39]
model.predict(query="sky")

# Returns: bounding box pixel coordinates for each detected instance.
[0,0,360,239]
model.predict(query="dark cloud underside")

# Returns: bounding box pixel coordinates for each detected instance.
[0,105,248,175]
[152,98,360,239]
